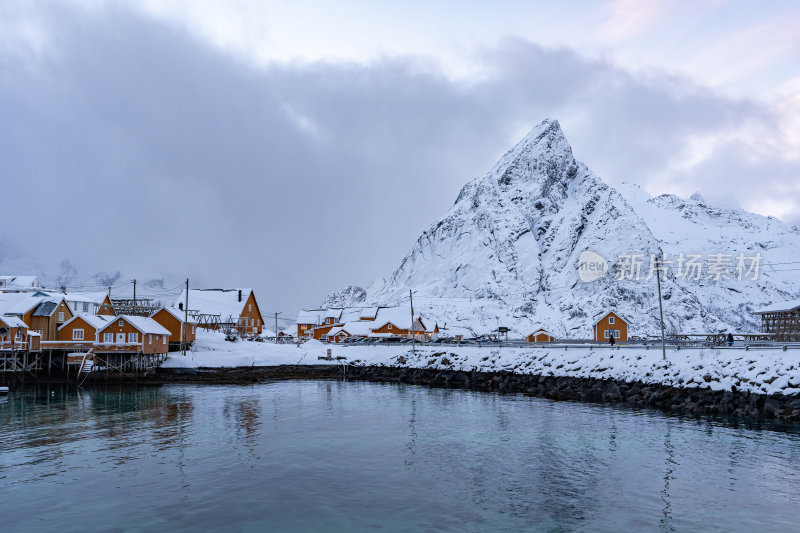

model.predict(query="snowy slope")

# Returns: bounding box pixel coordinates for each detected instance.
[362,119,800,338]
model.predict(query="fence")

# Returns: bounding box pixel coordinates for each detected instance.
[333,339,800,350]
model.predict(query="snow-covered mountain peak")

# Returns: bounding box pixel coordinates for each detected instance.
[485,118,579,197]
[352,119,800,338]
[689,191,705,203]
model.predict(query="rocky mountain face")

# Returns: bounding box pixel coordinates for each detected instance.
[360,119,800,338]
[321,285,367,309]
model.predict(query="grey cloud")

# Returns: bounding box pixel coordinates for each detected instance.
[0,5,797,315]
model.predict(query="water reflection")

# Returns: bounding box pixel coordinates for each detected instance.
[405,396,416,470]
[660,421,676,532]
[223,393,262,468]
[3,382,800,533]
[531,402,598,527]
[325,381,333,414]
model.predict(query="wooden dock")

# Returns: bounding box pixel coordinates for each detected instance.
[2,340,168,384]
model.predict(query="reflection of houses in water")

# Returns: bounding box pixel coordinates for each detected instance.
[405,396,417,471]
[151,400,195,448]
[0,386,182,460]
[224,397,262,443]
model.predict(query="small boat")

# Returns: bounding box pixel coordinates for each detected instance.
[0,386,9,395]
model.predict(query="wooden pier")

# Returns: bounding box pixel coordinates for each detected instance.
[2,339,168,385]
[1,336,45,377]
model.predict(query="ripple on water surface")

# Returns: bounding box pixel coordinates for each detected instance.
[2,381,800,532]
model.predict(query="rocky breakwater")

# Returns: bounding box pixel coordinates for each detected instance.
[346,366,800,421]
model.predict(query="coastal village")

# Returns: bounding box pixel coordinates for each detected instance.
[0,275,265,379]
[2,272,799,384]
[6,2,800,529]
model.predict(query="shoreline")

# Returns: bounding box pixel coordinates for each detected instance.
[164,365,800,421]
[14,363,800,422]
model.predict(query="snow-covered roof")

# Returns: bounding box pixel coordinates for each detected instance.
[324,308,343,321]
[0,275,40,289]
[33,301,59,317]
[529,328,554,336]
[0,294,65,316]
[754,300,800,314]
[359,307,380,320]
[153,306,197,324]
[297,307,367,325]
[0,315,28,329]
[0,293,36,315]
[297,309,328,325]
[340,307,365,323]
[175,288,260,321]
[62,291,109,304]
[98,315,171,336]
[327,326,346,337]
[339,321,378,336]
[592,310,632,326]
[297,306,382,326]
[58,314,111,331]
[373,305,427,331]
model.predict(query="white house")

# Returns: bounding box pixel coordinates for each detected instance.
[0,275,41,293]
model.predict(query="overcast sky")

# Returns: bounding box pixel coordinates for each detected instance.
[1,0,798,318]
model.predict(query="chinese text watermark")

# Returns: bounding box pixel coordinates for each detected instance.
[577,251,762,282]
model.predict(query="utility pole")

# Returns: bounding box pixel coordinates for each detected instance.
[410,289,416,356]
[275,312,279,344]
[132,279,137,310]
[656,254,666,361]
[183,278,189,357]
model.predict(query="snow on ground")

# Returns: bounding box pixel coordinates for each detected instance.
[162,331,341,368]
[165,331,800,396]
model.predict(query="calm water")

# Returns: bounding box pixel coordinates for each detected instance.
[2,381,800,532]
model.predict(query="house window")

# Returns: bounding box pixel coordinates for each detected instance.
[608,316,615,324]
[251,318,254,326]
[128,332,138,343]
[388,324,392,330]
[73,329,84,340]
[149,335,152,344]
[104,332,113,343]
[74,302,79,310]
[249,304,252,312]
[192,326,195,333]
[58,312,64,321]
[83,302,89,312]
[118,320,123,327]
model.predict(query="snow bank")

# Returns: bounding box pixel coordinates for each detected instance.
[165,332,800,396]
[162,330,337,368]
